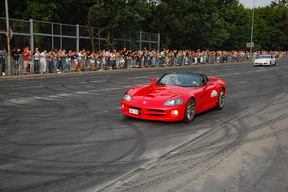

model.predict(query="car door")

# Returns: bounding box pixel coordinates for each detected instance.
[198,75,218,112]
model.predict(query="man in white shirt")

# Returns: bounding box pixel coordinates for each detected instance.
[40,50,48,74]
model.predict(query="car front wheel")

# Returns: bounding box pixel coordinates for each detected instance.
[216,88,225,110]
[183,98,195,123]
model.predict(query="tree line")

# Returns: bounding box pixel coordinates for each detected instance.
[1,0,287,51]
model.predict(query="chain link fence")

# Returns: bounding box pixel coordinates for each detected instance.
[0,17,160,52]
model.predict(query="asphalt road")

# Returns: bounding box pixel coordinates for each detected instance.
[0,60,288,192]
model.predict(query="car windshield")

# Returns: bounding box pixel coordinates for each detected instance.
[157,74,201,87]
[259,55,272,59]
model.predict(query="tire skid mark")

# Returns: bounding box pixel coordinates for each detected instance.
[174,89,288,191]
[241,92,288,191]
[99,87,288,192]
[97,113,247,192]
[0,105,148,192]
[0,95,100,145]
[94,117,147,164]
[243,123,281,192]
[1,61,288,192]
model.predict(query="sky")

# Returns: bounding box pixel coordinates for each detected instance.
[238,0,275,8]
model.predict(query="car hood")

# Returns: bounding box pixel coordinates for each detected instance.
[255,58,272,61]
[129,84,196,101]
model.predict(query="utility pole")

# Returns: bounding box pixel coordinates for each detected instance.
[5,0,12,76]
[249,0,256,61]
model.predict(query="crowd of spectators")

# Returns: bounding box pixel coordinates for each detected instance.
[0,47,287,76]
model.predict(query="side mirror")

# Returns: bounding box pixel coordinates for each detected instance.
[150,78,157,83]
[206,81,214,86]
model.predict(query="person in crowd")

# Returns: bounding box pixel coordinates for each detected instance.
[94,51,101,70]
[135,50,142,67]
[22,47,33,74]
[12,48,21,75]
[2,48,287,75]
[86,50,95,71]
[33,47,39,73]
[0,48,7,76]
[77,49,85,72]
[81,50,87,71]
[109,49,116,70]
[39,50,48,74]
[130,51,137,68]
[143,48,149,67]
[57,49,63,73]
[61,49,67,72]
[105,49,111,70]
[115,50,121,69]
[52,49,58,73]
[119,54,126,69]
[48,50,54,73]
[71,51,78,71]
[98,49,105,71]
[125,50,132,69]
[65,50,73,72]
[33,49,41,73]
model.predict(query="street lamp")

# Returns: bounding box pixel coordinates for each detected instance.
[5,0,12,76]
[249,0,256,61]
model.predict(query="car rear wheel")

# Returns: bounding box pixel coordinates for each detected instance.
[183,98,195,123]
[216,88,225,110]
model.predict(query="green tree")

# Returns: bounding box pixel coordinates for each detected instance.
[214,1,249,50]
[1,0,287,51]
[153,0,243,50]
[22,0,60,21]
[0,0,26,18]
[251,2,288,50]
[87,0,151,50]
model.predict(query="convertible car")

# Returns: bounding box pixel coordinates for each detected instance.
[121,73,226,122]
[254,55,276,67]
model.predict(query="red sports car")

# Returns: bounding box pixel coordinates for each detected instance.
[121,73,226,122]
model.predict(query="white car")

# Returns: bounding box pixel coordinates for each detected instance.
[254,55,276,67]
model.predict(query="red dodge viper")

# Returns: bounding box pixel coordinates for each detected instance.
[121,73,226,122]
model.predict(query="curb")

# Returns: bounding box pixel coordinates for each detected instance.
[0,61,256,80]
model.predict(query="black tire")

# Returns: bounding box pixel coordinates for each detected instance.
[183,98,195,123]
[216,88,225,110]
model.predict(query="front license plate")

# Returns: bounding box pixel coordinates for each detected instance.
[129,108,139,115]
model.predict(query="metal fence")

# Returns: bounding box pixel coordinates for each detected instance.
[0,17,160,52]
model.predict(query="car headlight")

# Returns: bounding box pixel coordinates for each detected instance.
[123,93,132,101]
[163,98,183,106]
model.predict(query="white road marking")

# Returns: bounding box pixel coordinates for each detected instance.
[126,76,149,79]
[89,80,106,83]
[4,86,129,105]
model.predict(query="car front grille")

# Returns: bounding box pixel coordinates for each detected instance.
[147,109,166,116]
[128,106,166,116]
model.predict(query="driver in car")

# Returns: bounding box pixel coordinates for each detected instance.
[166,75,181,85]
